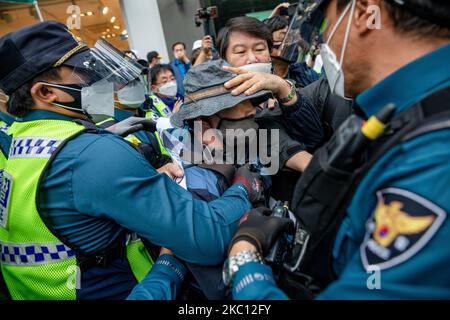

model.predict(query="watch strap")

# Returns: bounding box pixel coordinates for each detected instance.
[279,80,296,104]
[223,250,263,286]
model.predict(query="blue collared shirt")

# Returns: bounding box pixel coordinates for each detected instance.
[173,59,190,78]
[170,60,191,96]
[232,43,450,300]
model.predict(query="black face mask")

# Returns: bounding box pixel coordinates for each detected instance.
[41,82,83,112]
[218,116,258,132]
[218,116,259,165]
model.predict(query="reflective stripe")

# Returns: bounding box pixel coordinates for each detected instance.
[0,124,8,134]
[149,95,172,118]
[9,137,62,159]
[0,241,75,266]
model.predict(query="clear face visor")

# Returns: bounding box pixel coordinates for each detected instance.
[70,39,144,89]
[277,0,329,63]
[63,39,145,117]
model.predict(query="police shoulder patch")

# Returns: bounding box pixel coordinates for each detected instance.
[361,187,447,271]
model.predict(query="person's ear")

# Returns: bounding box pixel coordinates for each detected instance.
[354,0,382,36]
[30,82,58,104]
[151,84,159,93]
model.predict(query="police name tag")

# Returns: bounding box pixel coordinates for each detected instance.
[0,169,13,228]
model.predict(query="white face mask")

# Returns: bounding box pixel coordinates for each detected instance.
[48,80,115,117]
[116,79,146,109]
[81,80,115,117]
[239,62,273,74]
[158,81,177,98]
[320,0,356,99]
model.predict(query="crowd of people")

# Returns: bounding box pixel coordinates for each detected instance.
[0,0,449,301]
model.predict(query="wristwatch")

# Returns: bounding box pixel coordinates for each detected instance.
[222,250,263,287]
[279,79,297,104]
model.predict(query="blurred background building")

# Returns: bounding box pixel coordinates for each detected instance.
[0,0,293,62]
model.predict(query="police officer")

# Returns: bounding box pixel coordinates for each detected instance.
[146,64,183,119]
[222,0,450,299]
[0,90,13,300]
[97,74,172,169]
[0,21,263,300]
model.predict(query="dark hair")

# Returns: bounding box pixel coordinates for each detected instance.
[190,48,202,65]
[216,16,273,58]
[123,50,138,60]
[337,0,450,38]
[8,68,60,117]
[147,51,159,63]
[150,64,175,85]
[263,16,289,34]
[172,42,186,51]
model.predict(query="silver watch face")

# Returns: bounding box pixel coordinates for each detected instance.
[222,251,262,287]
[222,259,231,286]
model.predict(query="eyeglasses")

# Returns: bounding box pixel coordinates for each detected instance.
[155,78,176,86]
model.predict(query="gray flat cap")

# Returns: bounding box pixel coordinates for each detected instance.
[170,59,272,127]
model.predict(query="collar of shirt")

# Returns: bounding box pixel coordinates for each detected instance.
[0,111,15,125]
[174,59,185,66]
[356,43,450,118]
[16,109,75,122]
[159,95,177,111]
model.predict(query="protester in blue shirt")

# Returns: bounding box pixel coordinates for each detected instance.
[170,42,191,96]
[223,0,450,300]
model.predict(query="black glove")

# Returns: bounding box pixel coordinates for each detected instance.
[105,117,157,137]
[232,164,264,203]
[229,207,294,256]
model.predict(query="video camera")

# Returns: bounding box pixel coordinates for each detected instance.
[194,6,218,28]
[279,3,298,20]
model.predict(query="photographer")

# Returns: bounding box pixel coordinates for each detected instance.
[264,15,320,87]
[269,2,292,20]
[192,35,216,66]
